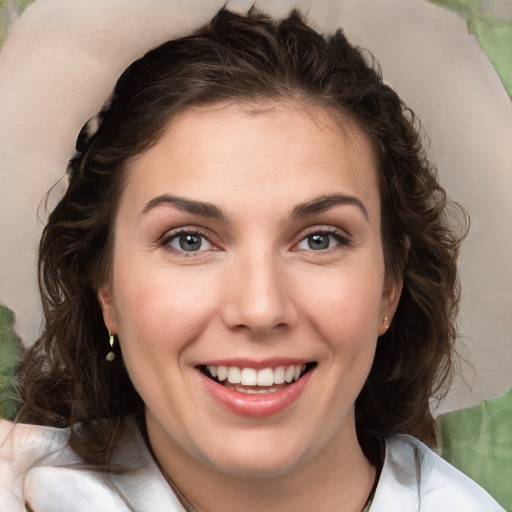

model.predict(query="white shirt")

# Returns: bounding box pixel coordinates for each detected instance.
[0,418,504,511]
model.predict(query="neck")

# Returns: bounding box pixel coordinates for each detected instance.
[147,415,376,512]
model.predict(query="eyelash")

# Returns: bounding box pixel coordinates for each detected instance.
[159,226,351,256]
[294,227,352,253]
[160,227,215,256]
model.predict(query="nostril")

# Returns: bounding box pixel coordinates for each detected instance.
[220,265,295,333]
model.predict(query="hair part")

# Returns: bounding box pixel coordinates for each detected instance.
[18,7,467,467]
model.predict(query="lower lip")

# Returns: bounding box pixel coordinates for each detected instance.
[199,370,313,418]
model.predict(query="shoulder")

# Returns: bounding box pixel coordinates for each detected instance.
[0,418,182,512]
[0,419,72,511]
[370,434,505,512]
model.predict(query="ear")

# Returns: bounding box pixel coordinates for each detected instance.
[377,275,403,336]
[97,283,119,334]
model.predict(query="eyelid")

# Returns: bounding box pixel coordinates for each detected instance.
[160,226,218,254]
[292,225,352,251]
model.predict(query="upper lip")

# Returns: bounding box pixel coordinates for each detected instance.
[196,357,313,370]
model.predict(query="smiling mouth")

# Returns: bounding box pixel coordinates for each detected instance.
[198,363,317,394]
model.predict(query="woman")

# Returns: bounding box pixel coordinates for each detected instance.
[0,5,505,512]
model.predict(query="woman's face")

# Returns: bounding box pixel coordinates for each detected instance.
[99,102,401,478]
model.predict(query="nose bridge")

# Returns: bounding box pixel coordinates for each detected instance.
[223,244,292,334]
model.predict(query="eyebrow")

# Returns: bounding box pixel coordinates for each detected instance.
[141,192,368,222]
[141,194,228,220]
[290,193,369,221]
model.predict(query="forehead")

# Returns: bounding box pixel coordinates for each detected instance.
[122,102,380,219]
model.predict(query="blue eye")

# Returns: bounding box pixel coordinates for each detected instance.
[296,231,347,251]
[165,232,213,252]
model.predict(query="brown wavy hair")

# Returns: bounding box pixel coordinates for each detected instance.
[17,7,467,466]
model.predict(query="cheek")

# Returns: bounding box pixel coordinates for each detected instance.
[292,266,384,431]
[299,264,385,340]
[111,259,220,362]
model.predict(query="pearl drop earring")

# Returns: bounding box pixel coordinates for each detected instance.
[106,332,116,362]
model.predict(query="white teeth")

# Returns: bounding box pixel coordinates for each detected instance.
[205,364,308,387]
[240,368,257,386]
[273,366,285,384]
[230,385,280,394]
[256,368,274,386]
[217,366,227,381]
[227,367,241,384]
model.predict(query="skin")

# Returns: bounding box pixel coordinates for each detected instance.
[99,102,401,512]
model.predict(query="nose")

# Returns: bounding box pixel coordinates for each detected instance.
[221,249,296,336]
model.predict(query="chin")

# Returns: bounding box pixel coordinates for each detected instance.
[215,456,303,479]
[199,434,315,479]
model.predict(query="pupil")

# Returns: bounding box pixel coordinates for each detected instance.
[308,234,329,250]
[179,234,202,251]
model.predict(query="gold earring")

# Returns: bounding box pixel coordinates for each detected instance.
[106,332,116,362]
[383,316,390,331]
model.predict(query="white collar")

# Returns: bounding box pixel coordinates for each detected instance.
[1,420,503,511]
